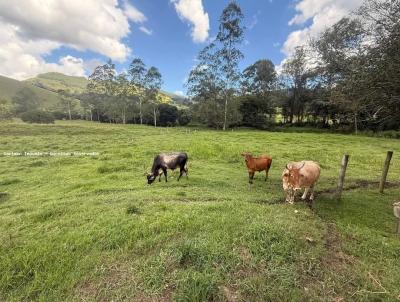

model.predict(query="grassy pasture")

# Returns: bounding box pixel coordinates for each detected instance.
[0,120,399,301]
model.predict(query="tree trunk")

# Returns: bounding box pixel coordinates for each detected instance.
[153,106,157,128]
[68,102,72,120]
[89,108,93,121]
[139,99,143,125]
[122,108,126,124]
[223,94,228,131]
[354,112,358,135]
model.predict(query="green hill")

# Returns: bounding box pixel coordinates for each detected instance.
[25,72,187,104]
[0,72,187,116]
[0,75,67,110]
[24,72,87,94]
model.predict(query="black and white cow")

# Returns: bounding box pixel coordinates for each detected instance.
[147,152,188,184]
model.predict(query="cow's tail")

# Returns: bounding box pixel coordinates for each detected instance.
[267,158,272,171]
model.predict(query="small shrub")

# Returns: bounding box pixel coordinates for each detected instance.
[174,270,218,302]
[0,192,10,203]
[178,109,192,126]
[126,205,141,215]
[21,110,55,124]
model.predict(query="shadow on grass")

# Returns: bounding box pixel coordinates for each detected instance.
[0,192,10,203]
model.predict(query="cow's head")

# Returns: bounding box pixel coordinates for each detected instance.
[240,152,252,162]
[283,162,305,191]
[146,173,156,184]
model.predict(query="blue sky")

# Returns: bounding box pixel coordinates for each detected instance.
[0,0,362,95]
[42,0,296,94]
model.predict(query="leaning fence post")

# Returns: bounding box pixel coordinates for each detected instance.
[379,151,393,193]
[336,154,350,201]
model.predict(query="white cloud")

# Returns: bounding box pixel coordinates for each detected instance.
[248,11,261,30]
[171,0,210,43]
[139,26,153,35]
[282,0,363,56]
[123,0,147,23]
[0,21,85,79]
[0,0,148,80]
[174,90,184,96]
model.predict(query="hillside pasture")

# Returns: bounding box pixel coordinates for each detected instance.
[0,121,399,301]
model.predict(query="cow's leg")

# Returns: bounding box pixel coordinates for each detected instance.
[286,188,294,204]
[301,187,309,200]
[185,167,189,179]
[265,169,268,181]
[178,166,185,181]
[162,167,168,182]
[158,170,163,182]
[309,185,315,201]
[248,171,255,184]
[285,189,291,203]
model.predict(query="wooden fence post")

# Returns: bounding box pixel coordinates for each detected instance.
[336,155,350,201]
[379,151,393,193]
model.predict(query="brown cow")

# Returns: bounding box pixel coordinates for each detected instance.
[282,161,321,207]
[241,153,273,185]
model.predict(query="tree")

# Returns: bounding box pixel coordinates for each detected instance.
[12,87,39,115]
[186,44,225,128]
[128,58,147,124]
[239,95,271,128]
[282,46,313,123]
[216,0,245,130]
[356,0,400,130]
[313,17,368,133]
[242,59,276,96]
[115,73,131,124]
[20,110,55,124]
[178,109,191,126]
[87,60,117,122]
[186,1,244,130]
[0,99,13,120]
[144,67,163,127]
[241,59,277,122]
[158,103,178,126]
[58,89,76,120]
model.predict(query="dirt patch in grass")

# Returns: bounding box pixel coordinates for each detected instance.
[301,223,358,301]
[219,285,240,302]
[318,180,400,195]
[322,223,356,271]
[75,261,174,302]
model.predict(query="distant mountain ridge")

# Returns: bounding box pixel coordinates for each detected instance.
[0,74,66,109]
[24,72,187,103]
[24,72,87,94]
[0,72,187,114]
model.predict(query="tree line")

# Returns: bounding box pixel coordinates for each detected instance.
[1,0,398,133]
[79,59,189,127]
[187,0,400,133]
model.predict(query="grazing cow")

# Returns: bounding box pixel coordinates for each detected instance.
[147,152,188,184]
[282,161,321,207]
[241,153,273,185]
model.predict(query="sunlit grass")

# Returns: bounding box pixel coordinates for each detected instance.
[0,120,399,301]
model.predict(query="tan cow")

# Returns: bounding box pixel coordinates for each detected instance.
[282,161,321,206]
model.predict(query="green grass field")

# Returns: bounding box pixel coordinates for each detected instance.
[0,121,399,301]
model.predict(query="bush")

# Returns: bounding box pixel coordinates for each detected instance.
[20,110,55,124]
[158,103,178,127]
[178,109,192,126]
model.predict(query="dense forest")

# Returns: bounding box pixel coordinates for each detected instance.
[1,0,399,133]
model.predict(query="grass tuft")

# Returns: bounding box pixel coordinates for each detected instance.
[126,205,141,215]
